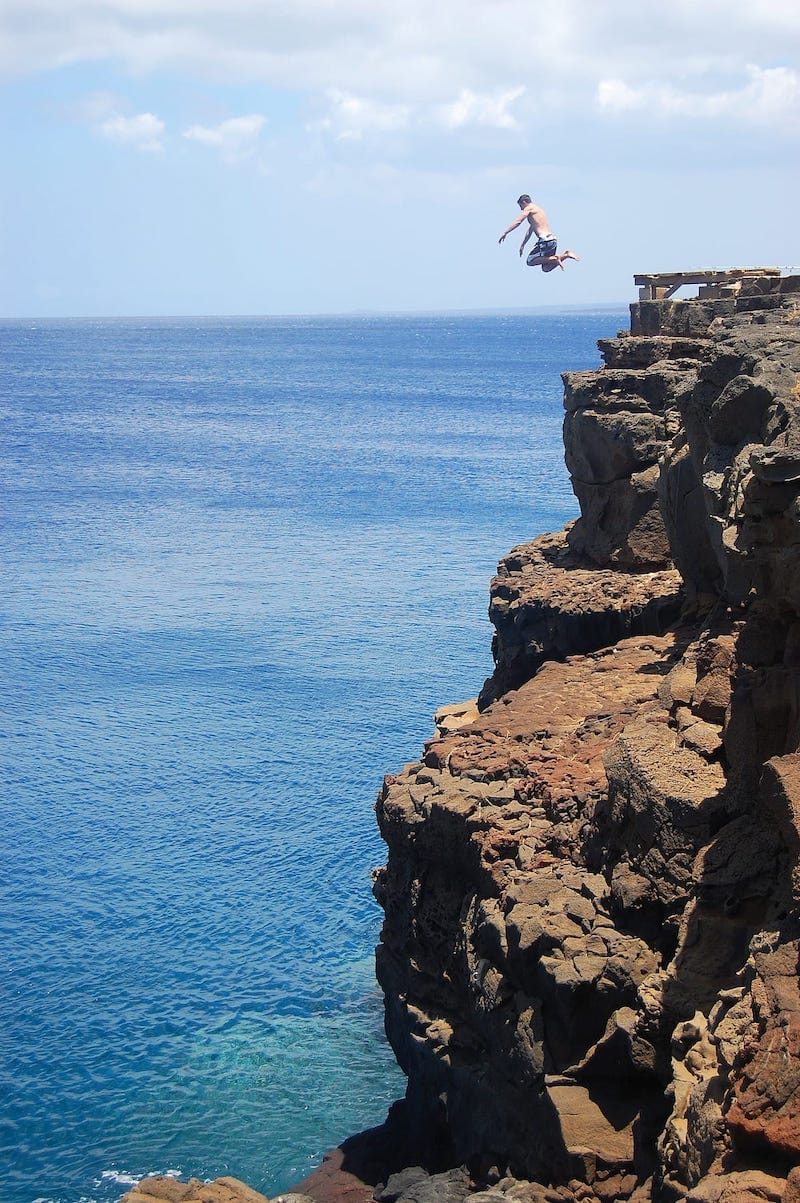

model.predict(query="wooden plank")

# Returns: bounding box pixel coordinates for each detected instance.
[634,268,780,286]
[633,267,781,301]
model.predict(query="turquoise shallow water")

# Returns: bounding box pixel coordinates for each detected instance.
[0,310,625,1203]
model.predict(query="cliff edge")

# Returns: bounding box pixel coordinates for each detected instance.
[372,272,800,1203]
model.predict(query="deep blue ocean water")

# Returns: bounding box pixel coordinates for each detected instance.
[0,310,625,1203]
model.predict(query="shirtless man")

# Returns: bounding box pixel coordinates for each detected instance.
[498,194,580,273]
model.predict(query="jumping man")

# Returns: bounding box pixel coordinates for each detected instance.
[498,194,580,273]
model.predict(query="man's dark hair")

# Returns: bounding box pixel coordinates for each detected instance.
[517,194,531,205]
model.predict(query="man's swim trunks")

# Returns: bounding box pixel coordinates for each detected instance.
[527,237,557,264]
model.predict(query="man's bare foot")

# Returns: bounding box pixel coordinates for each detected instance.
[563,249,580,261]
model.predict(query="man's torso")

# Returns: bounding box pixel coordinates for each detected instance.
[526,203,555,240]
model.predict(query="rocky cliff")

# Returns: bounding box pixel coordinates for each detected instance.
[372,273,800,1203]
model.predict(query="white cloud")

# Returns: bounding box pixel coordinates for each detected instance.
[739,64,800,121]
[596,79,640,114]
[99,111,165,152]
[309,90,410,141]
[3,1,799,97]
[436,87,525,131]
[62,92,166,151]
[183,114,267,162]
[597,64,800,125]
[309,85,525,144]
[3,1,800,147]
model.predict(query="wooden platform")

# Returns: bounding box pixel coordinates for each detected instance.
[634,268,781,301]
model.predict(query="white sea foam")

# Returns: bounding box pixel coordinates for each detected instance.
[97,1168,184,1188]
[98,1170,140,1185]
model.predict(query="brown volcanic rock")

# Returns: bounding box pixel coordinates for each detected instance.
[660,316,800,611]
[373,282,800,1203]
[375,630,687,1177]
[725,933,800,1159]
[596,336,711,371]
[480,529,682,704]
[685,1170,786,1203]
[567,465,674,571]
[561,346,699,570]
[121,1179,277,1203]
[602,716,728,919]
[564,406,667,485]
[761,755,800,900]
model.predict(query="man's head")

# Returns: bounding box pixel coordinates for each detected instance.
[517,194,531,207]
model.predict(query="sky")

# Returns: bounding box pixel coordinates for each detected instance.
[1,0,799,317]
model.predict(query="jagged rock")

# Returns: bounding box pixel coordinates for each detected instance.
[377,1166,472,1203]
[663,318,800,609]
[630,300,736,338]
[564,403,668,484]
[725,933,800,1158]
[436,700,481,734]
[561,346,697,570]
[597,337,711,371]
[545,1079,636,1164]
[684,1170,785,1203]
[603,718,728,916]
[568,465,673,569]
[370,279,800,1203]
[659,435,723,600]
[377,1166,432,1199]
[480,529,682,704]
[376,632,687,1175]
[760,754,800,900]
[784,1167,800,1203]
[121,1179,272,1203]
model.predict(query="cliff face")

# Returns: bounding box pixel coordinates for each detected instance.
[373,275,800,1203]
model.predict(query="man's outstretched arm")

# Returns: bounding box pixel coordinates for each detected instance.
[498,213,525,243]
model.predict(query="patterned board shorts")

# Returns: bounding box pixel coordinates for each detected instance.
[527,237,557,264]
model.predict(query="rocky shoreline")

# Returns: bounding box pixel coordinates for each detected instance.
[126,272,800,1203]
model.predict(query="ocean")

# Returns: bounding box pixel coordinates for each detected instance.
[0,309,626,1203]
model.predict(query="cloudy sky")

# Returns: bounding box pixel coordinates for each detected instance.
[1,0,799,316]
